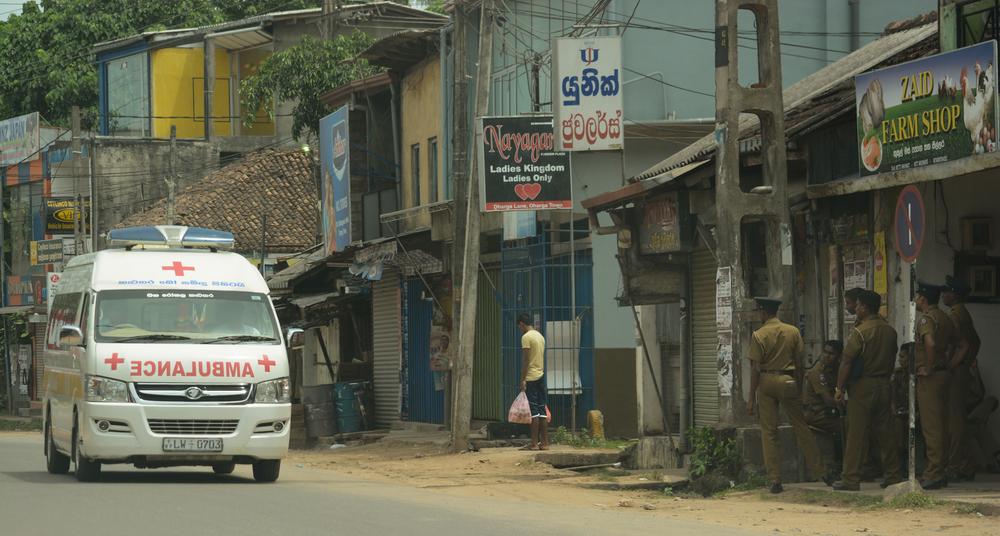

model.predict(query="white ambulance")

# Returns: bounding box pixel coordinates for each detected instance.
[42,226,299,482]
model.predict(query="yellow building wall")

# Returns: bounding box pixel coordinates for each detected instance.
[400,58,442,231]
[151,47,233,139]
[237,48,275,136]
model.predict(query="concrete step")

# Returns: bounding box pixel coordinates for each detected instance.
[535,451,622,469]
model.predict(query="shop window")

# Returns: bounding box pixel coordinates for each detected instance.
[105,51,151,137]
[958,0,1000,47]
[428,137,439,203]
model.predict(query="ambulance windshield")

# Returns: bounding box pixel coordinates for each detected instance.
[95,290,279,344]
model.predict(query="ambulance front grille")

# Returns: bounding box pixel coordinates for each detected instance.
[147,419,240,435]
[132,383,251,404]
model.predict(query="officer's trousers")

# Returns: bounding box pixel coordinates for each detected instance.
[946,364,972,476]
[842,377,901,486]
[917,370,949,482]
[757,373,824,483]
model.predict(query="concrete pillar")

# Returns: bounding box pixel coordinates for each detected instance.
[714,0,791,425]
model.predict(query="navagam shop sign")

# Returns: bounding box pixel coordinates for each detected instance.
[479,115,571,211]
[0,112,40,167]
[856,41,998,177]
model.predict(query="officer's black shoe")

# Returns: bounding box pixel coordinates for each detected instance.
[832,481,860,491]
[769,483,784,494]
[822,475,836,487]
[920,478,946,490]
[880,478,904,489]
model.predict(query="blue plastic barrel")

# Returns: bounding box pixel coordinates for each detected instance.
[334,381,372,433]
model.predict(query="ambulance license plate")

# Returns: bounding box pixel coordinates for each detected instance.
[162,438,224,452]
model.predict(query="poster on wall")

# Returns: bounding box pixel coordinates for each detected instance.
[855,41,999,176]
[320,105,351,254]
[479,115,571,211]
[552,36,623,151]
[639,193,683,254]
[0,112,40,166]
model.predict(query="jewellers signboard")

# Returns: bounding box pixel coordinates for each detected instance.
[855,41,998,177]
[552,36,623,151]
[479,115,571,211]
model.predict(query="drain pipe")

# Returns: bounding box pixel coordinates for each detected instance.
[679,276,691,450]
[848,0,860,52]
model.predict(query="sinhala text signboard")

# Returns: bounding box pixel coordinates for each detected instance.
[320,105,351,254]
[552,36,623,152]
[855,41,998,176]
[479,115,571,211]
[0,112,40,167]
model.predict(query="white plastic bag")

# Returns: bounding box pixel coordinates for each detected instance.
[508,392,532,424]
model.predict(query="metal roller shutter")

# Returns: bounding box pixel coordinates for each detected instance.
[691,248,719,427]
[372,270,401,427]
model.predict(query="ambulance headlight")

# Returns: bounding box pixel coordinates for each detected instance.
[255,378,290,404]
[85,375,129,403]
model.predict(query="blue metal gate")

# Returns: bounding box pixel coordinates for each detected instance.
[501,220,594,429]
[403,278,444,424]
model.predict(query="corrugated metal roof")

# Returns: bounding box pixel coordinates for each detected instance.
[631,22,938,183]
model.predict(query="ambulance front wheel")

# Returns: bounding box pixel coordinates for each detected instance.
[252,459,280,482]
[213,462,236,475]
[72,414,101,482]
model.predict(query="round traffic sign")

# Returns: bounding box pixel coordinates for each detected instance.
[894,185,925,263]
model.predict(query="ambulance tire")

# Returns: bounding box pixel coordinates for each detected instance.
[73,415,101,482]
[213,462,236,475]
[45,418,70,474]
[252,460,280,482]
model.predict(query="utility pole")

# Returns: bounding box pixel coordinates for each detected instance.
[204,38,216,141]
[89,133,97,250]
[168,126,177,225]
[714,0,790,423]
[450,0,495,452]
[71,106,83,255]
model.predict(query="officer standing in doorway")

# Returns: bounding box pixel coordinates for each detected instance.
[943,275,981,482]
[914,282,955,489]
[832,290,902,491]
[747,297,826,494]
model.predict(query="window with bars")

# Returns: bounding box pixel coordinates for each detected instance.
[411,143,421,207]
[958,0,1000,47]
[428,137,439,202]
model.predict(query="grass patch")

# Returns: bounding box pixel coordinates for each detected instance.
[550,426,632,450]
[0,419,41,432]
[766,489,959,512]
[583,467,628,482]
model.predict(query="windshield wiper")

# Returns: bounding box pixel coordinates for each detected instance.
[201,335,278,344]
[112,334,192,343]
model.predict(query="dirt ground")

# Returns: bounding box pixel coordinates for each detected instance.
[287,442,1000,536]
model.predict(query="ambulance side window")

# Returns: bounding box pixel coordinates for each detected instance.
[78,294,90,345]
[46,292,82,350]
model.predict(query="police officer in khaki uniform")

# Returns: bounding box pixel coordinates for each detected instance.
[803,340,844,480]
[943,276,981,482]
[914,282,955,489]
[747,297,825,494]
[832,290,902,491]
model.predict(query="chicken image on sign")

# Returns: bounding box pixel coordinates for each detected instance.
[855,40,998,177]
[478,115,571,211]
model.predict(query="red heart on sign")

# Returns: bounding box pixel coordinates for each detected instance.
[514,183,542,201]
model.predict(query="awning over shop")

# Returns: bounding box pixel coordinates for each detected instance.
[0,306,33,315]
[207,26,272,50]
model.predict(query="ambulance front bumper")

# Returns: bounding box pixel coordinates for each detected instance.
[77,401,291,463]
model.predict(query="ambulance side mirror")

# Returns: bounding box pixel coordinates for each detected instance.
[59,325,84,347]
[285,327,305,349]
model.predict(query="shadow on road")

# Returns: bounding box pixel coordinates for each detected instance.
[3,470,255,485]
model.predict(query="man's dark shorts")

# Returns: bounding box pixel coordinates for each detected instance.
[525,377,547,419]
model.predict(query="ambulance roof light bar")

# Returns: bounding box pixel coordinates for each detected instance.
[106,226,235,250]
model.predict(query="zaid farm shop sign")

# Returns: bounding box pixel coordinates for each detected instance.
[855,41,998,177]
[478,115,571,212]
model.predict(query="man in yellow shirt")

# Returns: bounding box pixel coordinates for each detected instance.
[519,313,548,450]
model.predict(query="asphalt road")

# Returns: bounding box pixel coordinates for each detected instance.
[0,433,755,536]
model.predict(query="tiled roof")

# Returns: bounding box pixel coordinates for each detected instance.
[118,148,318,253]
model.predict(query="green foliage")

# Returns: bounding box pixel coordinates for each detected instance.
[0,419,42,432]
[687,426,741,479]
[0,0,319,126]
[426,0,447,14]
[239,32,381,141]
[550,426,631,450]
